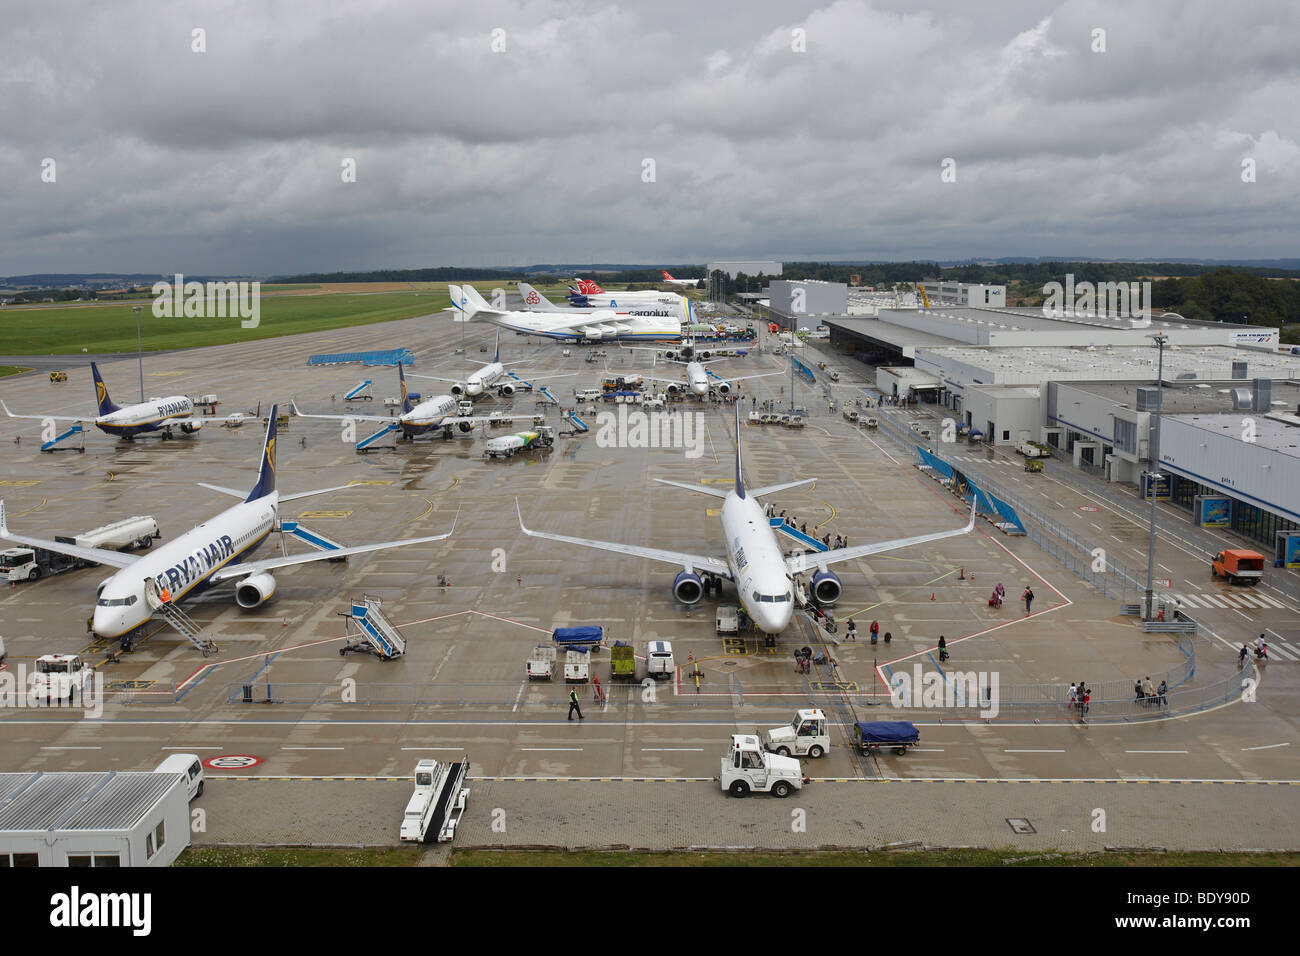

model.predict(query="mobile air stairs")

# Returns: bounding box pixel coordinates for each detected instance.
[770,517,829,552]
[40,423,86,453]
[278,519,347,561]
[344,380,374,401]
[339,594,406,660]
[560,409,589,436]
[143,579,218,656]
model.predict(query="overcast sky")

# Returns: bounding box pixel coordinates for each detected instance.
[1,0,1297,276]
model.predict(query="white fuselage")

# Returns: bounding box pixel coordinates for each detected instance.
[464,363,505,397]
[685,362,709,396]
[663,277,698,287]
[575,292,682,309]
[400,394,459,428]
[92,494,277,638]
[719,490,795,634]
[475,309,681,342]
[97,395,194,436]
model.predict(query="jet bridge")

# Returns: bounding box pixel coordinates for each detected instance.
[339,594,406,660]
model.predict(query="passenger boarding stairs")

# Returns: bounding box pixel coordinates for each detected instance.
[144,580,218,656]
[339,594,406,660]
[277,520,346,560]
[770,517,828,552]
[561,409,589,435]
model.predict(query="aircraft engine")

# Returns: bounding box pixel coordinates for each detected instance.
[672,570,704,605]
[716,381,732,395]
[697,349,713,360]
[811,570,842,605]
[181,420,203,433]
[665,383,681,395]
[449,382,466,396]
[499,382,517,397]
[458,421,474,433]
[236,572,277,608]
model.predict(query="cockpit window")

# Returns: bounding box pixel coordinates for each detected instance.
[96,595,138,607]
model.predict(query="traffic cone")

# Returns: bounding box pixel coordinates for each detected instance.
[930,593,935,601]
[959,567,965,580]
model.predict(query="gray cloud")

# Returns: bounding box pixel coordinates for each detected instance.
[0,0,1296,275]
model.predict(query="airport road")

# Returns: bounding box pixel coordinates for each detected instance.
[1,314,1296,850]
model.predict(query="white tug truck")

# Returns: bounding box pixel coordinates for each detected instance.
[484,426,555,459]
[720,734,806,798]
[29,654,94,703]
[764,708,830,758]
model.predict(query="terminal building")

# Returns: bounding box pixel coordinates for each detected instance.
[920,280,1007,307]
[0,771,191,867]
[817,304,1299,552]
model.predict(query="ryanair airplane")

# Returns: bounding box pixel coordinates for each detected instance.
[0,405,455,642]
[3,362,204,440]
[518,406,976,635]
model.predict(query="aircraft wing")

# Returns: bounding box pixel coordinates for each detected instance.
[289,400,397,425]
[0,500,136,569]
[1,400,86,423]
[198,481,358,503]
[209,521,457,584]
[784,500,977,575]
[707,370,783,384]
[516,500,730,578]
[407,374,463,384]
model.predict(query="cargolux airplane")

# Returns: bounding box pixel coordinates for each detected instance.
[3,362,204,441]
[0,406,455,643]
[517,406,976,634]
[449,284,681,342]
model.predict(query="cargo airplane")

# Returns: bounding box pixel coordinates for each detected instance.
[518,407,976,634]
[661,270,700,288]
[3,362,204,441]
[449,284,681,342]
[566,278,681,309]
[0,406,455,642]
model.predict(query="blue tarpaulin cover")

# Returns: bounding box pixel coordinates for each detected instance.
[554,626,603,644]
[855,721,920,744]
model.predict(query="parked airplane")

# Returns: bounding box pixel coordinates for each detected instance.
[0,406,455,642]
[624,335,779,398]
[517,407,976,634]
[2,362,203,441]
[449,284,681,342]
[661,270,701,288]
[293,364,536,438]
[566,278,681,309]
[409,330,573,400]
[520,282,682,315]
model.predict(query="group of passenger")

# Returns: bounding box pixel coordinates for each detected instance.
[1134,676,1168,708]
[1067,681,1092,716]
[763,504,849,549]
[843,618,889,645]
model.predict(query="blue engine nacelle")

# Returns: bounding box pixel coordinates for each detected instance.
[672,570,704,605]
[568,295,591,307]
[811,570,842,605]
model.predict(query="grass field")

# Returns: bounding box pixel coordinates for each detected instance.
[0,365,33,378]
[0,290,451,355]
[175,846,1300,867]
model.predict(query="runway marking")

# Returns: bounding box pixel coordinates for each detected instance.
[520,747,582,752]
[1242,742,1290,751]
[162,746,223,750]
[401,746,463,751]
[641,748,704,752]
[1125,750,1189,754]
[1005,749,1064,753]
[281,746,344,750]
[39,746,101,750]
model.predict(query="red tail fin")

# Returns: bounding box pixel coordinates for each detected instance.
[576,278,604,294]
[662,271,675,280]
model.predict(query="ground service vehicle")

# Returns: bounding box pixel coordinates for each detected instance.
[154,753,205,801]
[716,605,739,635]
[554,626,603,651]
[575,389,601,402]
[29,654,93,703]
[765,709,829,758]
[49,370,68,383]
[1,516,160,582]
[853,720,920,756]
[526,645,556,679]
[720,734,805,798]
[1016,440,1052,458]
[610,641,636,679]
[564,648,590,682]
[1212,549,1266,584]
[647,640,675,679]
[484,426,555,459]
[400,758,470,843]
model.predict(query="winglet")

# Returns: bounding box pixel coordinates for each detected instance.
[515,497,527,532]
[493,329,500,365]
[966,496,978,529]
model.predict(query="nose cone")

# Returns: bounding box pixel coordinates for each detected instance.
[92,605,127,639]
[467,383,483,396]
[754,603,793,636]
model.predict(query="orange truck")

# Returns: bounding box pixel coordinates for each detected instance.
[1211,549,1266,585]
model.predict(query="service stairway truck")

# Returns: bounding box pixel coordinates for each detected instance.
[400,757,470,844]
[338,594,406,660]
[720,734,807,798]
[764,708,829,758]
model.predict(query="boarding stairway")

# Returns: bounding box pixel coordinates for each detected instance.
[345,380,374,401]
[339,594,406,660]
[40,423,85,453]
[144,580,218,656]
[770,517,828,552]
[278,520,347,559]
[561,409,589,435]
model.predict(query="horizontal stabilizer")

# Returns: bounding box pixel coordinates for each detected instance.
[652,478,729,499]
[748,478,816,498]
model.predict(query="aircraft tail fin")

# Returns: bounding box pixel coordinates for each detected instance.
[519,283,560,312]
[245,404,278,502]
[575,278,604,294]
[662,271,674,281]
[399,365,414,414]
[90,362,120,415]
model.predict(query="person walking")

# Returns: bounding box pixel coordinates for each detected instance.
[1238,644,1249,668]
[937,634,948,662]
[869,619,879,645]
[846,618,857,641]
[1157,679,1168,707]
[1081,687,1091,720]
[1068,682,1077,709]
[567,687,584,721]
[1023,585,1034,615]
[1143,675,1156,702]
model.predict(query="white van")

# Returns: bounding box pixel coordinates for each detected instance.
[155,753,205,801]
[575,389,602,402]
[647,641,675,680]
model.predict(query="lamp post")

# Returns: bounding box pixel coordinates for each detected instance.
[133,305,144,402]
[1143,331,1169,620]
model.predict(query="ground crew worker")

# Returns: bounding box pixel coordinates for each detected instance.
[870,620,879,645]
[160,587,172,604]
[567,687,584,720]
[938,634,948,662]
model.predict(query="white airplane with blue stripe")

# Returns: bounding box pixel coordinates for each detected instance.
[449,284,682,342]
[0,405,455,644]
[408,329,574,400]
[517,406,976,635]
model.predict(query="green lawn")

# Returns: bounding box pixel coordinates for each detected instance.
[0,291,450,355]
[174,846,1300,867]
[0,365,33,378]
